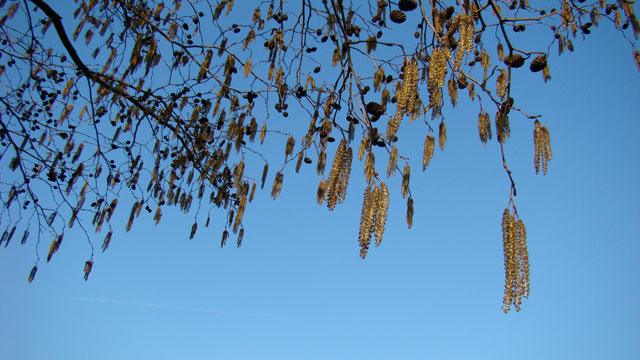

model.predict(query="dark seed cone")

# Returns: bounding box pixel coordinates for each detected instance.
[504,54,525,68]
[390,10,407,24]
[366,102,385,116]
[398,0,418,11]
[529,55,547,72]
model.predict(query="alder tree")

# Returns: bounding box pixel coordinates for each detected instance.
[0,0,638,312]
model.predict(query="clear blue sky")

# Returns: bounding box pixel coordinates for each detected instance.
[1,2,639,360]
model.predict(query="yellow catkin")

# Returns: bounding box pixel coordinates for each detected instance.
[244,60,252,78]
[401,165,410,198]
[478,112,492,145]
[427,87,443,119]
[317,150,326,175]
[358,136,369,161]
[260,124,267,144]
[198,49,213,82]
[399,58,419,116]
[481,50,490,82]
[516,219,530,300]
[406,197,414,229]
[501,208,530,313]
[358,185,374,258]
[496,108,510,143]
[448,77,457,107]
[233,161,245,189]
[260,164,268,189]
[364,151,376,184]
[317,180,327,204]
[323,139,353,210]
[453,15,474,71]
[332,48,341,66]
[427,47,450,93]
[502,208,515,312]
[335,148,353,204]
[271,172,284,199]
[387,58,419,139]
[468,82,475,100]
[367,35,377,54]
[373,67,385,92]
[374,183,390,246]
[237,228,244,247]
[102,231,113,252]
[542,65,551,82]
[369,185,380,236]
[381,88,390,105]
[62,79,73,98]
[233,195,247,233]
[387,146,398,178]
[190,222,198,239]
[423,134,435,170]
[387,112,403,140]
[561,0,573,31]
[438,121,447,150]
[221,230,229,247]
[284,136,295,159]
[154,207,162,224]
[534,120,552,174]
[83,260,93,280]
[249,183,256,202]
[295,152,303,173]
[496,69,507,99]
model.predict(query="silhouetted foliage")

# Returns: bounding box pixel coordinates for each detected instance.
[0,0,638,312]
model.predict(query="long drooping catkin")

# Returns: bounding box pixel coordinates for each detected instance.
[387,58,419,139]
[453,14,474,71]
[374,183,389,247]
[358,182,390,258]
[427,47,450,93]
[358,185,374,259]
[323,139,353,210]
[501,208,530,313]
[534,120,552,175]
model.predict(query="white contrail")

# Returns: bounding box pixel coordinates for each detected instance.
[39,293,271,317]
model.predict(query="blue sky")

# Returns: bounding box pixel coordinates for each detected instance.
[1,1,639,359]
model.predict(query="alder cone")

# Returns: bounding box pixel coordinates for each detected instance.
[366,102,385,116]
[390,10,407,24]
[504,54,525,68]
[398,0,418,11]
[530,55,547,72]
